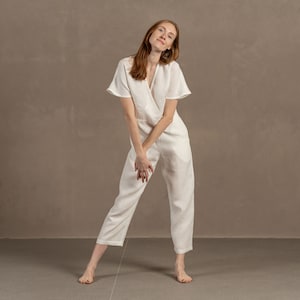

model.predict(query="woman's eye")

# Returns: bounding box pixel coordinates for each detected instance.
[168,35,173,40]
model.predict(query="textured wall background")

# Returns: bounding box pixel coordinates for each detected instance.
[0,0,300,238]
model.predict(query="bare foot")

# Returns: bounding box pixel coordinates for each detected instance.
[175,262,192,283]
[78,267,95,284]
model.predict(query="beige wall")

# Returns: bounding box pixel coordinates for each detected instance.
[1,0,300,238]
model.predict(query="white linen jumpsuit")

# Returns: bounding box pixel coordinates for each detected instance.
[97,57,194,254]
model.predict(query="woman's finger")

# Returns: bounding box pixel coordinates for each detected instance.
[148,164,154,173]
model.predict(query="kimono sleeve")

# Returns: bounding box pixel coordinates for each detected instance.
[106,59,131,98]
[166,62,192,99]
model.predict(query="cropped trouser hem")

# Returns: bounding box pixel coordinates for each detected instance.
[96,239,124,247]
[174,247,193,255]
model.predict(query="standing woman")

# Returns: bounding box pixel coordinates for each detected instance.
[79,20,194,284]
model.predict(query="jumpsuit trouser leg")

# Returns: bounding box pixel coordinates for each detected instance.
[96,146,160,246]
[159,137,195,254]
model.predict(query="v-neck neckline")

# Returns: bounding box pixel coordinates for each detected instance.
[146,64,159,90]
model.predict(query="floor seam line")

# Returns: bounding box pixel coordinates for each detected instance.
[108,239,128,300]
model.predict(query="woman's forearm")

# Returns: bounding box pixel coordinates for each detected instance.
[124,116,145,157]
[143,99,178,151]
[142,115,173,151]
[120,98,153,182]
[119,98,146,157]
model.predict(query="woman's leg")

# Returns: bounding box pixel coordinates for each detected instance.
[78,244,108,284]
[79,146,160,284]
[159,136,195,283]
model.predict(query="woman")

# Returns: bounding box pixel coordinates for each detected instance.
[79,20,194,284]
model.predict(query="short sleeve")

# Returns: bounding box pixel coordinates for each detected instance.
[106,59,131,98]
[166,62,191,99]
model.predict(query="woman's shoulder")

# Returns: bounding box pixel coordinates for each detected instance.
[162,60,181,72]
[170,59,180,66]
[118,56,134,67]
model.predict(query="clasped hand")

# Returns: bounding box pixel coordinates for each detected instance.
[134,154,154,183]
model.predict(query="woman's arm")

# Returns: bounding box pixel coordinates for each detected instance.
[119,98,153,182]
[142,99,178,151]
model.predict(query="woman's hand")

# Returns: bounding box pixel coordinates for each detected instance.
[134,154,154,183]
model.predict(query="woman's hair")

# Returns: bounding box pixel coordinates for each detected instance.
[130,20,180,80]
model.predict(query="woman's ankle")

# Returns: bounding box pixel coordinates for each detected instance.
[175,253,185,264]
[86,263,97,272]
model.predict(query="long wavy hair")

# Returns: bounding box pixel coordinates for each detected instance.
[130,20,180,80]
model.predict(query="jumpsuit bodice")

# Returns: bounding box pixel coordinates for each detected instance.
[107,57,191,138]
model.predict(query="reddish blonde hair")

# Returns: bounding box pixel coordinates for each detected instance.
[130,20,180,80]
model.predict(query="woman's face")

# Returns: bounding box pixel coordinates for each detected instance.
[149,22,177,52]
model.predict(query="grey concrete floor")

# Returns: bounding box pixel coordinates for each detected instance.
[0,238,300,300]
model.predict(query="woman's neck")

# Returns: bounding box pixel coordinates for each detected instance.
[148,51,161,67]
